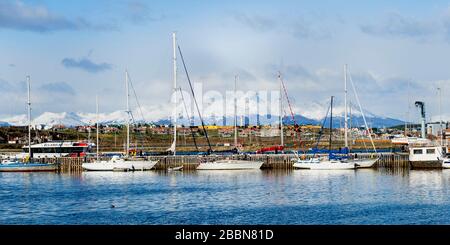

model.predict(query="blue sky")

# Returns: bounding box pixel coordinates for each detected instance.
[0,0,449,122]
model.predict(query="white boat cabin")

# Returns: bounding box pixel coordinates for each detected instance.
[409,146,444,162]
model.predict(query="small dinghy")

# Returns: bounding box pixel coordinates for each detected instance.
[168,166,183,171]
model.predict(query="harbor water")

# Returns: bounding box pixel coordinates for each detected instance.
[1,169,450,224]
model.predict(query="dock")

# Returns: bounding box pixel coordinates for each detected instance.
[30,152,410,173]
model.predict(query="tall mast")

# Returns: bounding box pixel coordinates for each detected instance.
[349,100,352,147]
[172,32,177,155]
[27,76,31,162]
[88,126,91,143]
[329,96,334,152]
[96,95,99,161]
[125,70,130,157]
[344,64,348,148]
[234,75,238,148]
[406,80,411,136]
[278,72,284,147]
[438,86,443,146]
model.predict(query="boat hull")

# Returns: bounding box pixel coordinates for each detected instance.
[293,161,356,170]
[0,163,57,172]
[196,160,263,170]
[442,158,450,169]
[168,166,183,171]
[410,160,442,169]
[354,158,379,168]
[82,160,158,171]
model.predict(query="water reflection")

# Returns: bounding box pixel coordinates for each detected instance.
[4,168,450,224]
[376,167,410,177]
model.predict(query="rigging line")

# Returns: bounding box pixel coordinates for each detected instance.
[348,70,377,154]
[177,45,212,153]
[178,87,199,152]
[329,96,334,153]
[126,72,156,152]
[350,102,369,154]
[279,74,303,150]
[350,102,369,153]
[129,110,150,152]
[282,107,297,147]
[312,101,331,159]
[126,72,148,124]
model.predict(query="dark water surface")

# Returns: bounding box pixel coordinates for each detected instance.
[1,169,450,224]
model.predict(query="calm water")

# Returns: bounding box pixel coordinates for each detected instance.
[1,169,450,224]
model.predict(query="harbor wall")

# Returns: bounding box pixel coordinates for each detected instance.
[31,153,410,172]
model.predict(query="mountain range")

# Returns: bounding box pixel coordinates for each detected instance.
[0,103,405,129]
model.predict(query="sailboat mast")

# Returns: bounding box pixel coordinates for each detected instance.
[234,75,238,148]
[278,72,284,147]
[125,70,130,157]
[349,100,352,146]
[27,76,31,162]
[406,81,411,136]
[172,32,177,155]
[96,95,99,161]
[329,96,334,152]
[438,86,443,146]
[344,64,348,148]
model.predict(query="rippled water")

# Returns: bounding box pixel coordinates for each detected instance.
[1,169,450,224]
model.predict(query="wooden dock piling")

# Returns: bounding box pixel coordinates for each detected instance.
[32,152,410,173]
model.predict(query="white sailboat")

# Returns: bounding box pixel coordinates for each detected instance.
[293,96,356,170]
[167,32,183,172]
[294,66,379,170]
[197,74,263,170]
[82,73,157,171]
[344,65,379,168]
[197,159,263,170]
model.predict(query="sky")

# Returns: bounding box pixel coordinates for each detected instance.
[1,0,450,124]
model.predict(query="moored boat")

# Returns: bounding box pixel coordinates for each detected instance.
[197,159,263,170]
[409,145,444,169]
[353,157,379,168]
[0,162,57,172]
[82,156,157,171]
[82,73,158,172]
[0,76,57,172]
[442,156,450,169]
[293,160,356,170]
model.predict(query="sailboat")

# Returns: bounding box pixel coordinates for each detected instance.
[293,96,356,170]
[196,75,263,170]
[343,65,379,168]
[256,72,286,154]
[294,65,379,170]
[0,76,57,172]
[82,72,158,171]
[167,32,183,172]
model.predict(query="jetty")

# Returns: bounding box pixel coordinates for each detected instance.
[28,152,409,173]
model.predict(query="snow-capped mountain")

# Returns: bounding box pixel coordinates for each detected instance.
[0,100,405,128]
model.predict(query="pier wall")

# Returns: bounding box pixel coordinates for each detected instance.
[32,153,409,172]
